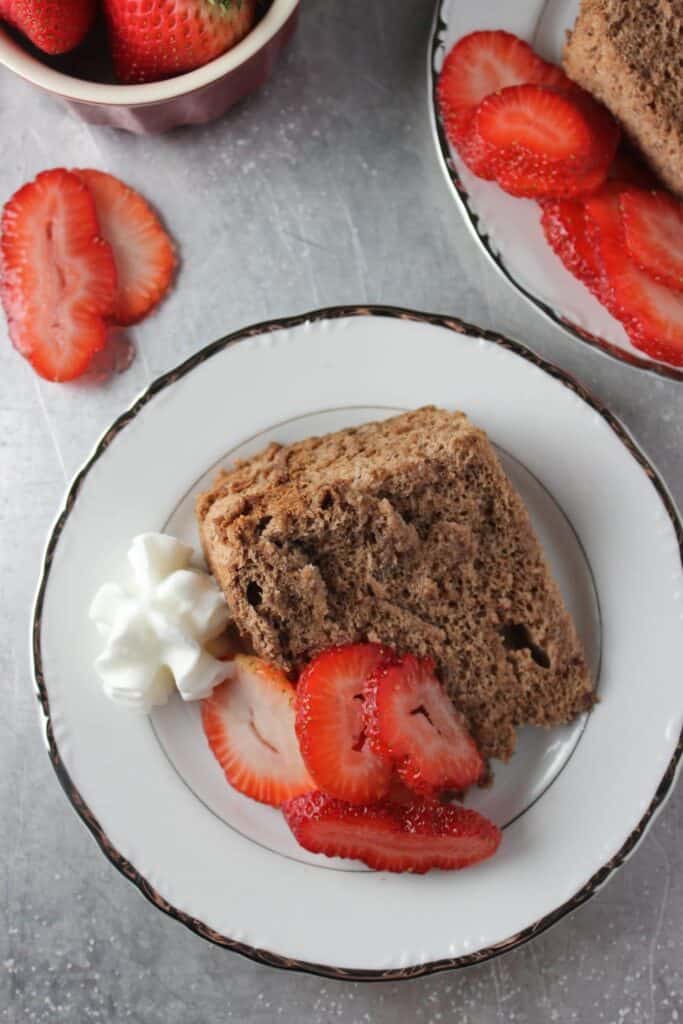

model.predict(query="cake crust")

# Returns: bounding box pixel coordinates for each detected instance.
[197,408,594,762]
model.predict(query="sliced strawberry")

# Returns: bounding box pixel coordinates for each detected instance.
[464,113,600,187]
[0,169,116,382]
[283,791,501,874]
[541,180,634,313]
[472,84,618,198]
[541,197,603,296]
[363,654,484,797]
[201,655,314,807]
[541,179,644,301]
[604,264,683,366]
[541,199,593,287]
[458,128,498,180]
[385,776,422,807]
[585,191,683,365]
[295,644,393,805]
[566,89,621,172]
[620,190,683,293]
[475,85,595,167]
[74,169,176,326]
[498,161,607,200]
[437,30,569,149]
[585,187,639,317]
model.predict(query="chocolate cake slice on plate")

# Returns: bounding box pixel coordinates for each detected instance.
[563,0,683,197]
[197,407,593,761]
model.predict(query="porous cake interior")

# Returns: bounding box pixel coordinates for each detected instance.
[197,408,593,762]
[563,0,683,197]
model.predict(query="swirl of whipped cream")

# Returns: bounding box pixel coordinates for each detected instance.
[89,533,233,712]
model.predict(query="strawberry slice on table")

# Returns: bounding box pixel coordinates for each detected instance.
[74,170,176,326]
[363,654,485,797]
[0,168,116,382]
[437,30,569,150]
[620,190,683,293]
[295,644,393,805]
[103,0,258,85]
[585,190,683,366]
[201,655,315,807]
[0,0,97,55]
[283,791,502,874]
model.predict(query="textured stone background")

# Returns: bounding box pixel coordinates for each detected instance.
[1,2,681,1021]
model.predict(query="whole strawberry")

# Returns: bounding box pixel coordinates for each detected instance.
[0,0,96,55]
[104,0,257,84]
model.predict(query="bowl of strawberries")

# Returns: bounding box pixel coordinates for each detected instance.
[0,0,298,133]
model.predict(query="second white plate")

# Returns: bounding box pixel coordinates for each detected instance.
[428,0,683,380]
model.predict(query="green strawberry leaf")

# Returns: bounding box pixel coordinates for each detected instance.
[207,0,244,9]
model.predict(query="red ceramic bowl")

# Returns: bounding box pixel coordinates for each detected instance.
[0,0,299,134]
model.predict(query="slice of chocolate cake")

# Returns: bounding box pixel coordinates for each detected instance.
[563,0,683,198]
[196,407,593,761]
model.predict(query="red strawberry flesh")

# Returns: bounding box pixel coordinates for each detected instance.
[541,197,603,296]
[201,655,314,807]
[284,791,501,874]
[75,169,176,326]
[497,160,608,200]
[0,168,116,382]
[295,644,393,805]
[565,89,621,172]
[542,180,635,305]
[585,190,683,365]
[476,84,594,166]
[364,654,485,796]
[620,190,683,293]
[437,30,569,148]
[472,85,618,198]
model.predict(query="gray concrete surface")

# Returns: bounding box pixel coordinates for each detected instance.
[1,2,681,1021]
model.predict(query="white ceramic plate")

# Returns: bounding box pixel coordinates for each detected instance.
[33,307,683,979]
[428,0,683,381]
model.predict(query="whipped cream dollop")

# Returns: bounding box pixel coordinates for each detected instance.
[89,533,233,712]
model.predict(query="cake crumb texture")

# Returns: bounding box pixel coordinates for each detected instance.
[197,407,594,762]
[563,0,683,197]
